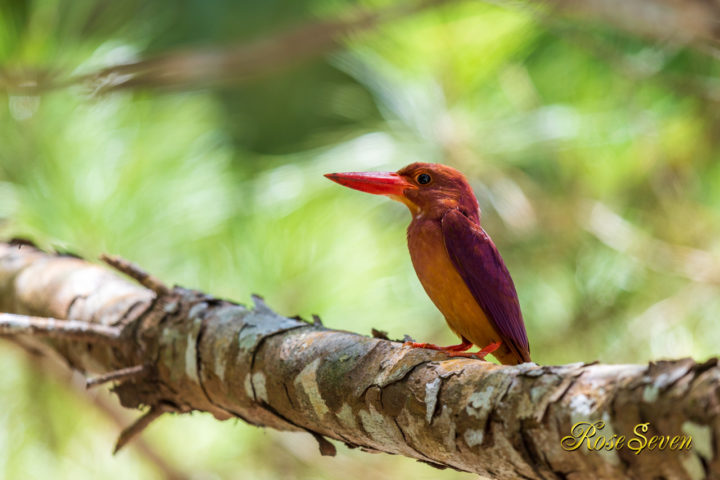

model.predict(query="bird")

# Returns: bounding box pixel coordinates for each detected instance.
[324,162,531,365]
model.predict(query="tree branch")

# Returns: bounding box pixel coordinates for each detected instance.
[86,364,149,389]
[548,0,720,47]
[5,0,720,96]
[1,0,453,95]
[0,241,718,478]
[0,313,121,342]
[11,339,192,480]
[114,403,175,454]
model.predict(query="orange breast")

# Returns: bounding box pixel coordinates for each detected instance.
[407,217,517,364]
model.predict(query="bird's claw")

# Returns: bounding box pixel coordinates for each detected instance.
[402,340,502,361]
[446,351,489,359]
[445,341,502,360]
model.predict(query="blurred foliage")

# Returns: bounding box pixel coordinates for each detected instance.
[2,0,720,478]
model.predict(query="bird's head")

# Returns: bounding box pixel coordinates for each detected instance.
[325,162,479,221]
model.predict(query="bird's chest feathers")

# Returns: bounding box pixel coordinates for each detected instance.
[406,219,492,339]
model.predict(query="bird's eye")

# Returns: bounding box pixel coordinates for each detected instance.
[417,173,431,185]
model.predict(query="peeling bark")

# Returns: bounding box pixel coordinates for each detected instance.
[0,242,719,479]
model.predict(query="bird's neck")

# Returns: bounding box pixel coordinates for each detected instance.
[409,205,480,225]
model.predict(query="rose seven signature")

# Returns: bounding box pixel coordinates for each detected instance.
[561,421,693,454]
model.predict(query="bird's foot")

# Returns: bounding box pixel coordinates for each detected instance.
[403,337,473,352]
[402,339,501,360]
[445,341,502,360]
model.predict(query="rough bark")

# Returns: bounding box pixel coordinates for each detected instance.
[0,241,719,479]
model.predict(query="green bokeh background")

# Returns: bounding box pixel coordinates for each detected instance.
[2,0,720,478]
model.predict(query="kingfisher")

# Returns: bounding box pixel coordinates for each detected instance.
[325,163,531,365]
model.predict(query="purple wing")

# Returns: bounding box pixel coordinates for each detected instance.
[441,209,530,363]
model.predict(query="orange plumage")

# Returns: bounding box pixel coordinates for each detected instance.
[326,163,531,365]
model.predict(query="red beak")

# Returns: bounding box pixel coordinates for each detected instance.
[324,171,415,197]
